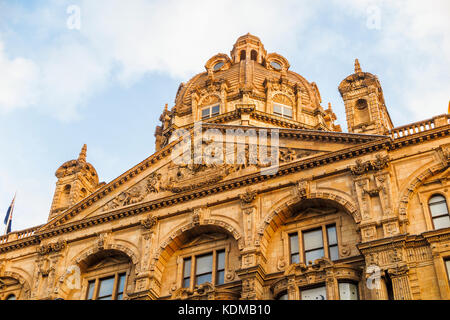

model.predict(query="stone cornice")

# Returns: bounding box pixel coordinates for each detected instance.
[357,228,450,254]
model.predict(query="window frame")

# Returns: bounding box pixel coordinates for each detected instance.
[445,258,450,284]
[273,103,293,119]
[200,104,220,120]
[181,248,227,290]
[428,194,450,230]
[287,222,340,265]
[84,271,128,300]
[299,284,327,300]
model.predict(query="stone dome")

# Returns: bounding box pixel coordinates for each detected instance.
[174,33,323,115]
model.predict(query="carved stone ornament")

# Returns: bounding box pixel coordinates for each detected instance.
[363,186,383,197]
[97,233,107,250]
[351,155,389,175]
[161,162,234,193]
[240,189,257,204]
[103,172,162,211]
[295,180,310,200]
[37,240,67,255]
[141,216,158,230]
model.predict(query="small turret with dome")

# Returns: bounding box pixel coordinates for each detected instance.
[339,59,393,135]
[154,33,340,151]
[49,144,100,221]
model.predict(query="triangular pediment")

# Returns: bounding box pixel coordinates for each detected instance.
[38,124,386,231]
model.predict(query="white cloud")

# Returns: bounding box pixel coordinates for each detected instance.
[0,40,39,112]
[0,0,449,121]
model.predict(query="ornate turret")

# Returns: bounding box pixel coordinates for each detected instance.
[49,145,99,221]
[339,59,393,135]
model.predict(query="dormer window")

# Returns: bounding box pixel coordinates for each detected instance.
[273,103,292,119]
[202,104,220,119]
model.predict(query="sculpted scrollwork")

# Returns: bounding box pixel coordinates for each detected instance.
[351,155,389,175]
[103,172,162,211]
[37,240,67,256]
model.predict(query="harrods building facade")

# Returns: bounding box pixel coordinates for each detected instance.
[1,34,449,300]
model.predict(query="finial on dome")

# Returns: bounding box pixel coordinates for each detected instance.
[327,102,332,110]
[354,59,362,73]
[78,144,87,163]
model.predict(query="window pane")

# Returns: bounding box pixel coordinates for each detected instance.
[217,251,225,270]
[183,278,190,288]
[116,293,123,300]
[117,273,126,294]
[213,62,224,71]
[211,105,220,116]
[202,108,210,118]
[305,248,324,263]
[430,202,449,217]
[97,295,112,300]
[183,258,191,278]
[284,107,292,118]
[301,286,327,300]
[303,229,323,251]
[274,104,282,115]
[329,245,339,261]
[289,233,299,254]
[327,225,337,245]
[196,254,213,275]
[87,280,95,300]
[216,270,225,285]
[433,216,450,229]
[446,260,450,280]
[6,294,16,300]
[196,273,212,286]
[429,195,446,204]
[278,293,289,300]
[339,283,358,300]
[291,253,300,264]
[98,276,115,298]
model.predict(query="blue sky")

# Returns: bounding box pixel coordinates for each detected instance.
[0,0,449,231]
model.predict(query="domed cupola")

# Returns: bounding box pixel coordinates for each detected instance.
[155,34,341,151]
[49,145,100,221]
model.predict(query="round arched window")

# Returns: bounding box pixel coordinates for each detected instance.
[6,294,16,300]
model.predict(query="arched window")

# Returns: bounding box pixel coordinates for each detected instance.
[240,50,246,61]
[429,195,450,230]
[250,50,257,61]
[81,250,131,300]
[6,294,16,300]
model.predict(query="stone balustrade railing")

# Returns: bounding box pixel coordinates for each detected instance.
[390,114,449,139]
[0,225,41,244]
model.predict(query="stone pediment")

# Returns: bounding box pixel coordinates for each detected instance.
[38,124,387,231]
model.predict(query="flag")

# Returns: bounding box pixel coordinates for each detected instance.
[3,194,16,234]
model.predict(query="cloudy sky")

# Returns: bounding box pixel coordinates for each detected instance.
[0,0,449,232]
